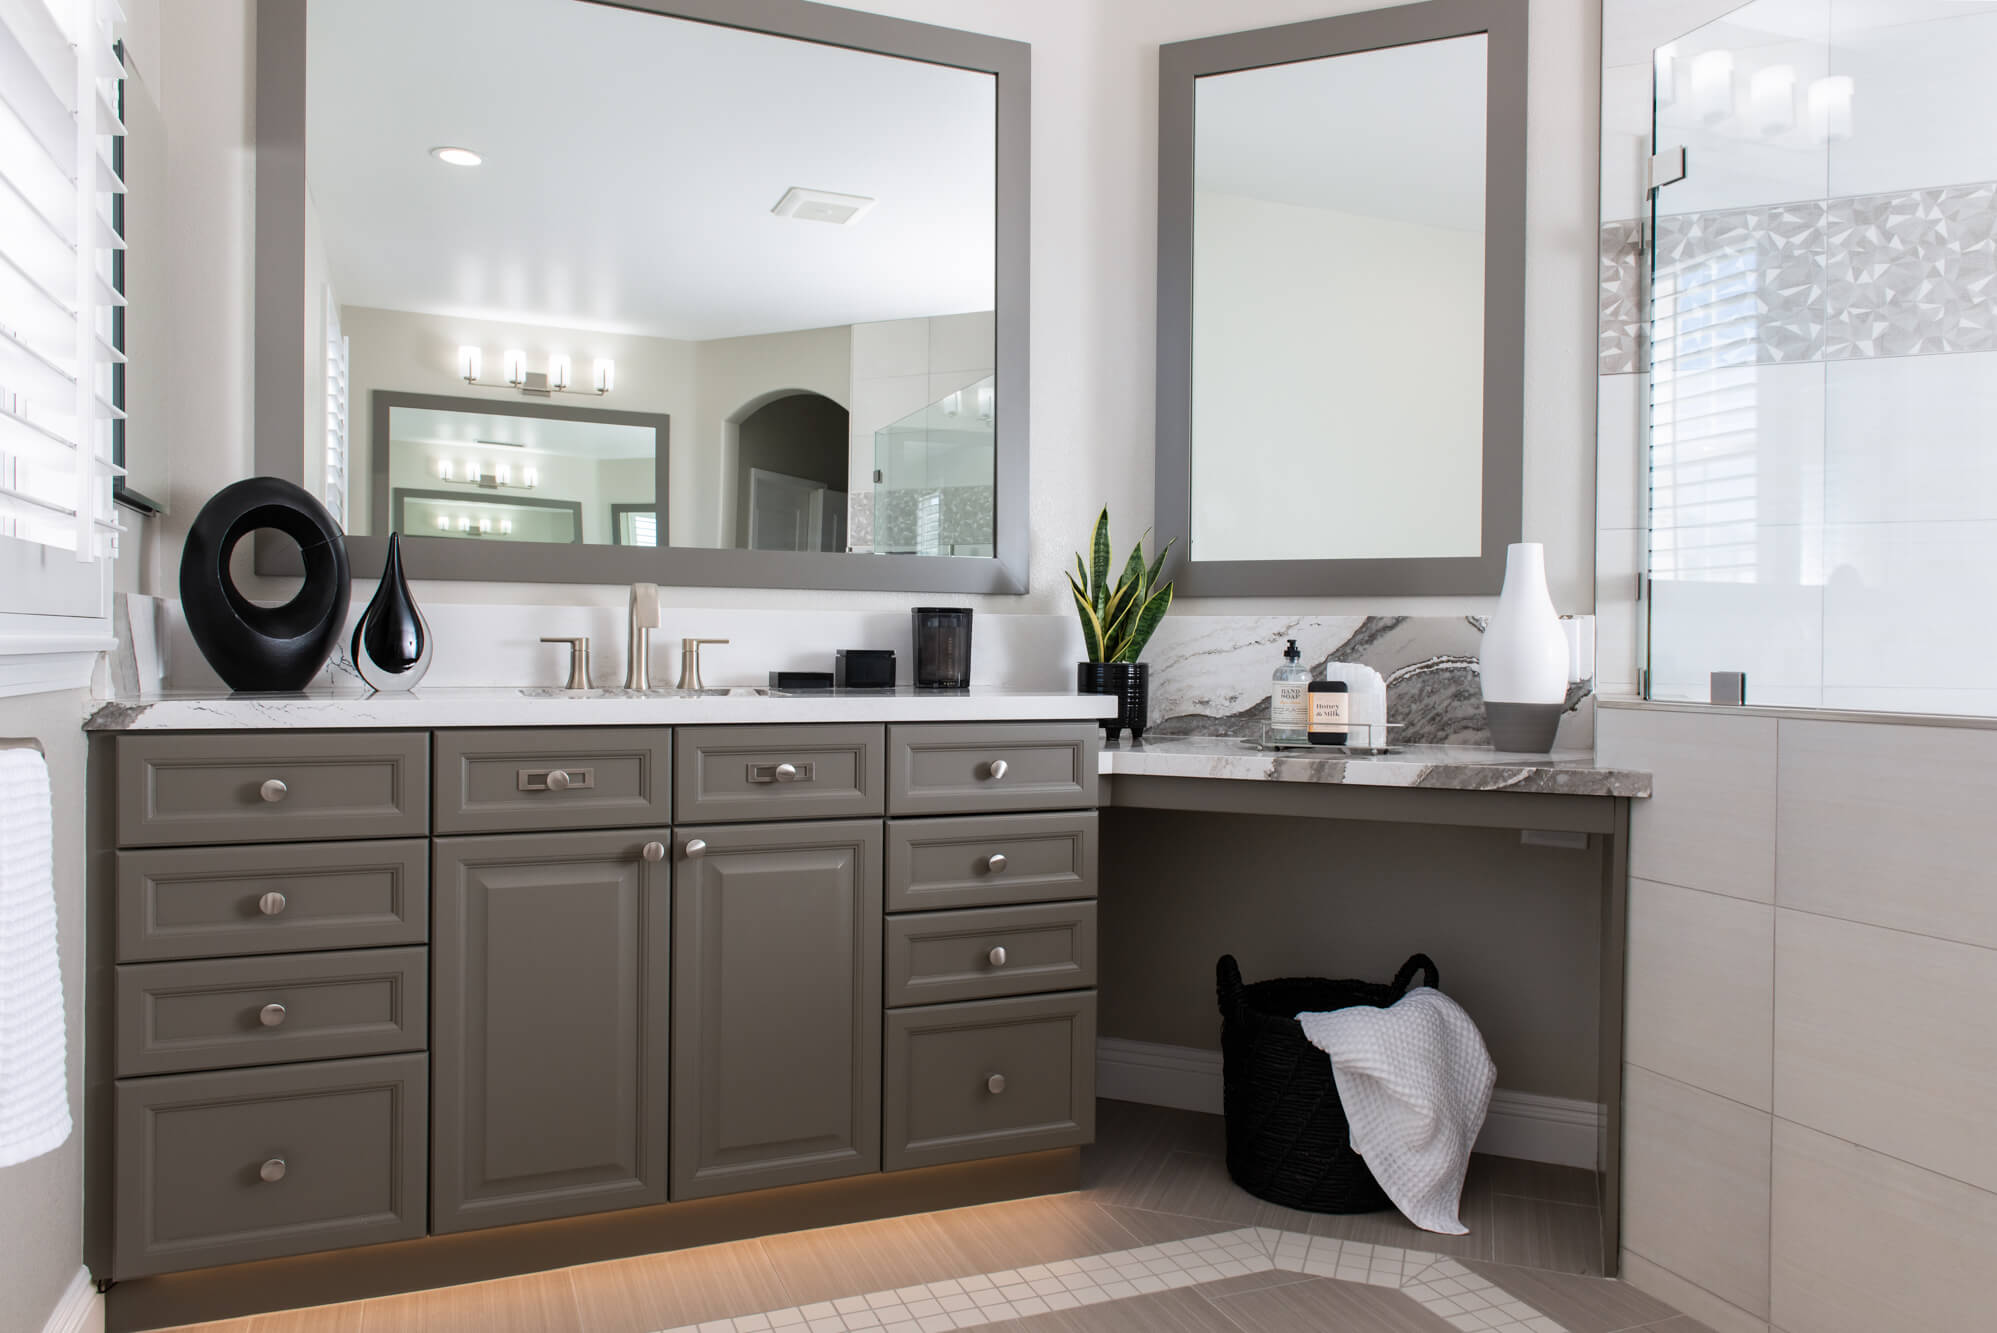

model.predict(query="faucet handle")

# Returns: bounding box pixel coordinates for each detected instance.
[677,638,730,691]
[540,636,591,690]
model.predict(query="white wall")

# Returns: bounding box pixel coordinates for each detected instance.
[1190,190,1484,562]
[693,325,851,549]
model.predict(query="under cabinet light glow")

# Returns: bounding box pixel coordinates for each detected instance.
[1809,75,1854,143]
[457,345,482,381]
[548,355,572,391]
[503,349,527,386]
[593,358,615,394]
[1750,65,1797,136]
[1692,50,1735,125]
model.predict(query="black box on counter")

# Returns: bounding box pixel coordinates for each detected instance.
[833,649,896,689]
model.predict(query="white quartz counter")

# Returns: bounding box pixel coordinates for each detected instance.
[84,686,1119,731]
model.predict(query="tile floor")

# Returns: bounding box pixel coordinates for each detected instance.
[154,1101,1707,1333]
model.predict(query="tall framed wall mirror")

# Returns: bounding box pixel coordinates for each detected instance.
[1155,0,1527,597]
[253,0,1029,592]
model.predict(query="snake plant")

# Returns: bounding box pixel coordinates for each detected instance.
[1066,508,1175,664]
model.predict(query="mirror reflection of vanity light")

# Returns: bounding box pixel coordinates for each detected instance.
[435,515,450,531]
[500,519,512,535]
[593,359,614,394]
[1808,74,1854,143]
[1691,49,1734,124]
[466,461,481,484]
[457,345,481,382]
[522,466,538,489]
[478,517,492,535]
[548,355,572,391]
[1655,47,1677,107]
[976,384,994,422]
[437,460,454,481]
[495,463,512,486]
[503,349,527,387]
[1750,65,1796,136]
[458,516,472,532]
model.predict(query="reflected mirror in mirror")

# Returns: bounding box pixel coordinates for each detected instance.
[304,0,997,558]
[1190,33,1487,563]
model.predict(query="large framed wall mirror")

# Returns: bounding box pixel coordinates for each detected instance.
[1155,0,1527,597]
[254,0,1028,591]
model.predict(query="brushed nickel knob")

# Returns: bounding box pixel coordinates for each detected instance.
[642,841,666,863]
[259,1158,287,1183]
[987,946,1007,968]
[259,779,288,803]
[987,759,1008,781]
[986,1074,1007,1095]
[258,891,287,917]
[546,769,572,792]
[259,1003,286,1028]
[683,838,708,860]
[985,852,1008,874]
[774,762,799,782]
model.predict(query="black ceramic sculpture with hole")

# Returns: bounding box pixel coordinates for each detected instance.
[179,477,350,692]
[350,532,431,692]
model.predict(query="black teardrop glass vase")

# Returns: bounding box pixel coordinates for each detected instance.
[350,533,432,692]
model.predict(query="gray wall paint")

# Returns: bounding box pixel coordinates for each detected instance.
[1098,808,1603,1102]
[734,394,851,550]
[0,692,90,1332]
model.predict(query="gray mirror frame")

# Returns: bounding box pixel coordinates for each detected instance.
[1154,0,1527,597]
[253,0,1029,592]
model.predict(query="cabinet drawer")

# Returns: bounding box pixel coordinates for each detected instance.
[884,991,1095,1171]
[115,732,429,847]
[112,1053,427,1278]
[887,723,1099,815]
[674,724,883,823]
[887,810,1097,911]
[434,728,671,834]
[115,839,428,962]
[886,901,1097,1006]
[116,948,427,1078]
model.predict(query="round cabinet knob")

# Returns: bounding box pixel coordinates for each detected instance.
[546,769,572,792]
[259,1158,287,1183]
[258,891,288,917]
[987,946,1008,968]
[985,852,1008,875]
[987,759,1009,781]
[642,841,666,863]
[683,838,708,860]
[986,1074,1007,1095]
[259,779,288,803]
[774,762,799,782]
[259,1003,286,1028]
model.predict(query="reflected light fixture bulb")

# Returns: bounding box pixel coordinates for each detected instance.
[437,459,454,481]
[458,516,471,532]
[1750,65,1797,136]
[1654,46,1678,108]
[548,354,572,391]
[435,515,450,531]
[503,349,527,386]
[1809,74,1854,143]
[478,517,491,534]
[430,146,482,167]
[593,358,615,394]
[496,463,512,486]
[457,345,482,382]
[500,518,513,535]
[522,466,539,489]
[1691,49,1735,125]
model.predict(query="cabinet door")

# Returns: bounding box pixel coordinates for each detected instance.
[672,819,883,1200]
[432,829,670,1232]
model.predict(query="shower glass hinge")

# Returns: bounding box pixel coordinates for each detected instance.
[1649,146,1687,192]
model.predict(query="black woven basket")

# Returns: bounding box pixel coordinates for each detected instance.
[1215,951,1439,1213]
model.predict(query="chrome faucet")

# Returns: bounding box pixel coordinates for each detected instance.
[625,583,660,690]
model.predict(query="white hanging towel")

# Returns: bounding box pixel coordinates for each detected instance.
[0,746,71,1168]
[1297,987,1495,1234]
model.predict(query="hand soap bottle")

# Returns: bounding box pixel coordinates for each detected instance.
[1270,639,1309,742]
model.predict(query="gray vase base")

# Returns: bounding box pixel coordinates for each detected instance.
[1483,701,1565,753]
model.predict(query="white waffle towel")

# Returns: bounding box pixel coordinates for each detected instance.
[0,746,70,1167]
[1297,987,1495,1234]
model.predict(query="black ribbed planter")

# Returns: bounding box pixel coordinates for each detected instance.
[1078,661,1149,741]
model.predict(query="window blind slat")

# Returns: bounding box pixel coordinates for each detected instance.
[0,17,76,177]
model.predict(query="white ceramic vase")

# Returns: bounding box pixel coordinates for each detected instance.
[1478,543,1569,751]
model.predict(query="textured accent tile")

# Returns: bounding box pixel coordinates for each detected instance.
[1827,182,1997,358]
[1653,204,1827,368]
[1601,220,1644,374]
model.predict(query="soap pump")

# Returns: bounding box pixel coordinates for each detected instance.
[1270,639,1309,742]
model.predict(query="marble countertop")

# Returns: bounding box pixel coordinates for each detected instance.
[1099,735,1651,798]
[84,686,1119,731]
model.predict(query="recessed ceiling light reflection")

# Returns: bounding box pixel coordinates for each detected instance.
[430,146,483,167]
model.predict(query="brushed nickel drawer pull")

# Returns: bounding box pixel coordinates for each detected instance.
[518,767,595,793]
[259,1158,287,1183]
[748,760,814,784]
[985,852,1008,874]
[642,841,666,863]
[986,759,1008,781]
[987,946,1007,968]
[259,779,288,803]
[986,1073,1007,1095]
[258,891,288,917]
[683,838,708,860]
[259,1003,286,1027]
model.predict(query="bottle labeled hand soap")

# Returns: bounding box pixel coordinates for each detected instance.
[1270,639,1309,742]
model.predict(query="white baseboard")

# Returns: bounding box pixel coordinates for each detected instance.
[1096,1038,1601,1170]
[42,1267,102,1333]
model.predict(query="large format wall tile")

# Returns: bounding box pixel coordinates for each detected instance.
[1621,1066,1772,1319]
[1619,1251,1770,1333]
[1820,519,1997,695]
[1597,372,1642,530]
[1776,719,1997,950]
[1775,909,1997,1193]
[1829,8,1997,201]
[1824,351,1997,525]
[1827,183,1997,358]
[1597,707,1778,901]
[1771,1120,1997,1333]
[1627,877,1774,1110]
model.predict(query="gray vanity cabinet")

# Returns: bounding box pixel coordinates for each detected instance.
[430,828,672,1233]
[670,819,884,1200]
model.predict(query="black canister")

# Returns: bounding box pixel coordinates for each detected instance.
[911,607,973,688]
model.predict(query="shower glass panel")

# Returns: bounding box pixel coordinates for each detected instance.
[1645,0,1997,716]
[872,375,996,557]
